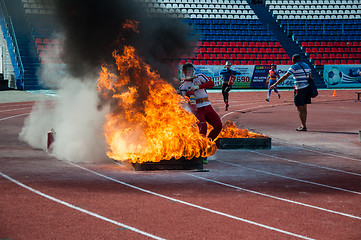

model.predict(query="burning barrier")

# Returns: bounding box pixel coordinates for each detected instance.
[97,45,216,164]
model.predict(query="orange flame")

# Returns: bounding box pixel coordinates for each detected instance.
[217,121,266,139]
[97,46,216,163]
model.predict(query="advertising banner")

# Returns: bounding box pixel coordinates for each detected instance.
[323,65,361,88]
[179,65,294,89]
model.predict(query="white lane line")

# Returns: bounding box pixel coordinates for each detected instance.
[248,150,361,177]
[217,160,361,195]
[220,102,291,119]
[0,171,165,240]
[274,140,361,163]
[68,162,313,240]
[0,107,32,113]
[186,173,361,220]
[0,113,30,121]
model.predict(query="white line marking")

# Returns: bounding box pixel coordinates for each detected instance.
[0,113,30,121]
[248,150,361,177]
[68,162,313,240]
[0,107,32,113]
[217,160,361,195]
[186,173,361,220]
[275,140,361,163]
[0,171,165,240]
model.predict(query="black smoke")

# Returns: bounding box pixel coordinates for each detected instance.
[53,0,194,80]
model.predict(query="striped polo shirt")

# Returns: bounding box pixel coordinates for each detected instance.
[287,62,311,90]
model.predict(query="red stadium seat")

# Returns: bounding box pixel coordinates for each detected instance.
[333,42,340,47]
[356,54,361,59]
[341,60,347,64]
[352,42,359,47]
[223,42,230,47]
[307,42,314,47]
[243,54,250,59]
[324,48,331,53]
[43,38,50,44]
[319,48,325,53]
[247,48,253,53]
[217,42,223,47]
[210,54,216,59]
[329,53,336,59]
[250,54,257,60]
[200,48,206,53]
[281,60,287,65]
[275,42,281,47]
[253,48,259,54]
[230,42,236,47]
[179,60,185,65]
[347,42,353,47]
[186,60,192,63]
[196,54,203,60]
[37,45,44,51]
[233,48,240,54]
[249,42,256,47]
[230,54,237,60]
[217,54,223,59]
[305,48,312,54]
[210,42,216,47]
[214,60,220,65]
[200,60,206,65]
[243,42,249,47]
[321,42,327,47]
[236,42,243,47]
[316,54,322,59]
[260,48,266,53]
[314,60,321,65]
[261,60,267,65]
[268,42,275,48]
[279,48,286,54]
[241,60,247,65]
[327,60,334,64]
[355,60,360,64]
[321,60,327,65]
[274,60,280,65]
[237,54,243,59]
[323,54,329,59]
[256,42,262,47]
[227,48,233,53]
[270,54,276,59]
[349,54,355,59]
[327,42,333,47]
[287,60,293,65]
[314,42,321,47]
[221,60,226,65]
[267,60,273,65]
[35,38,43,44]
[207,48,213,53]
[266,48,273,54]
[312,48,318,53]
[262,42,268,47]
[283,54,289,59]
[330,47,337,53]
[263,54,270,60]
[347,60,354,64]
[220,48,226,53]
[277,54,283,60]
[203,54,210,60]
[342,54,349,59]
[224,54,230,59]
[336,53,342,59]
[254,60,261,65]
[207,60,214,65]
[247,60,253,65]
[257,54,263,59]
[196,41,203,47]
[334,60,341,64]
[340,42,346,47]
[234,60,241,65]
[213,48,220,53]
[193,60,200,65]
[239,48,246,53]
[302,42,308,48]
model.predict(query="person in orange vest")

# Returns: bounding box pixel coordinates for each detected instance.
[266,64,281,102]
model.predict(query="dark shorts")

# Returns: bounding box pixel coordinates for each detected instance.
[294,86,311,106]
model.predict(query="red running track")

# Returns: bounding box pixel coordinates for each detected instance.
[1,89,361,239]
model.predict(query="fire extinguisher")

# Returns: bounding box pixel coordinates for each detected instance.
[185,90,197,115]
[47,128,55,152]
[228,75,235,87]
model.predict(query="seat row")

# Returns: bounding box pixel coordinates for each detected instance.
[308,53,361,59]
[314,59,360,65]
[196,48,286,54]
[276,15,360,20]
[187,19,261,25]
[301,41,361,47]
[198,30,274,36]
[269,5,360,10]
[265,0,359,5]
[193,54,290,60]
[179,60,293,65]
[295,35,361,42]
[293,30,359,36]
[304,47,361,53]
[196,41,282,48]
[202,36,277,42]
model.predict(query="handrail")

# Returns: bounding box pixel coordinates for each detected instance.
[0,0,24,88]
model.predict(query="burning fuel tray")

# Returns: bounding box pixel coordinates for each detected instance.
[131,157,204,171]
[216,137,271,149]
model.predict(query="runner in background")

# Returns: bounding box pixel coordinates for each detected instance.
[266,64,281,102]
[220,61,241,111]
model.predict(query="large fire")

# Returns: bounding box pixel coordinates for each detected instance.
[217,121,266,139]
[97,46,216,163]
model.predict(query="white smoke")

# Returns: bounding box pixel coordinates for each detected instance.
[19,40,110,163]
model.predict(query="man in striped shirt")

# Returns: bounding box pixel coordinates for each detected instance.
[269,54,312,131]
